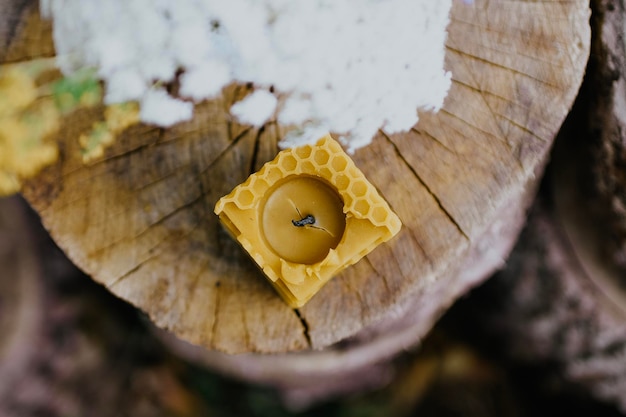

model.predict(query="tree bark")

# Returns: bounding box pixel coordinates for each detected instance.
[3,0,590,401]
[464,195,626,413]
[585,0,626,271]
[0,196,43,396]
[455,0,626,411]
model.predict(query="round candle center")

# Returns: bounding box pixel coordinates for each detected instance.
[260,176,346,265]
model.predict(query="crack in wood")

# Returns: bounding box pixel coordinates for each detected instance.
[341,276,367,324]
[124,126,249,241]
[60,127,163,179]
[448,54,517,152]
[381,132,471,242]
[104,218,203,289]
[87,190,205,257]
[446,46,563,89]
[241,305,251,349]
[501,113,549,143]
[439,108,504,145]
[200,126,254,175]
[426,110,524,180]
[210,285,221,345]
[450,78,527,112]
[106,255,153,289]
[180,256,214,319]
[78,122,258,290]
[226,84,244,143]
[364,257,391,296]
[248,124,265,176]
[80,121,250,197]
[446,19,571,69]
[96,125,252,245]
[406,229,434,267]
[448,80,548,171]
[438,107,526,174]
[294,308,312,347]
[411,127,458,155]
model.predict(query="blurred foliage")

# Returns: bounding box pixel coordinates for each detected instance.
[0,60,140,195]
[80,102,139,163]
[0,62,60,195]
[51,67,101,113]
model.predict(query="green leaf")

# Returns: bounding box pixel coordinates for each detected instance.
[52,68,102,113]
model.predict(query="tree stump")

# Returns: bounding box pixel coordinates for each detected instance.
[3,0,590,403]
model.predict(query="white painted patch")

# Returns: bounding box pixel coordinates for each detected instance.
[46,0,453,151]
[230,90,278,127]
[140,89,193,127]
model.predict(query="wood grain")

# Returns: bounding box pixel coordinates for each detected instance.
[7,0,590,359]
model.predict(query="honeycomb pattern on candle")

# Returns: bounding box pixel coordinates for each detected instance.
[225,137,399,232]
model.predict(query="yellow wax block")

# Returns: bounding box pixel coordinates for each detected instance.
[214,134,402,308]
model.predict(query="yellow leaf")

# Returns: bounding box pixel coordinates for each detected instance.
[0,171,20,196]
[0,68,37,117]
[105,102,140,133]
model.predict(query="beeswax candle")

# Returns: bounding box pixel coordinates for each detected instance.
[214,134,401,308]
[261,176,346,265]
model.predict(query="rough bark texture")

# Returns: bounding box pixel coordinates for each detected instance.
[586,0,626,270]
[0,197,42,397]
[4,0,590,396]
[450,1,626,411]
[462,195,626,413]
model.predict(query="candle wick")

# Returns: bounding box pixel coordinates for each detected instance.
[292,214,316,227]
[292,215,335,238]
[288,198,336,238]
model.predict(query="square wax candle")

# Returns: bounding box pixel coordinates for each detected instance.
[214,134,401,308]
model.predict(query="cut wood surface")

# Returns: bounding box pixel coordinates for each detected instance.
[6,0,589,365]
